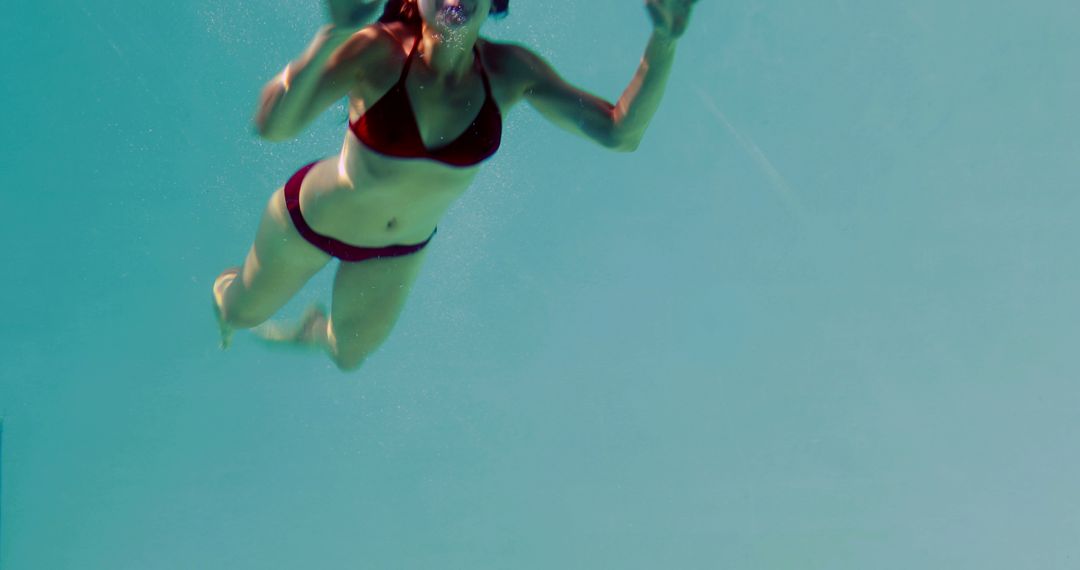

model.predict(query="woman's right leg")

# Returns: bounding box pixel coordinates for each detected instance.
[243,247,430,369]
[214,186,332,345]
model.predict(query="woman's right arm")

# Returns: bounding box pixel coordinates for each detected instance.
[253,23,388,141]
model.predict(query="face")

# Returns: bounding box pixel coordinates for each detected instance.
[416,0,492,37]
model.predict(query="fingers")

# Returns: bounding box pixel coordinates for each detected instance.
[646,0,697,38]
[645,0,667,24]
[646,0,697,15]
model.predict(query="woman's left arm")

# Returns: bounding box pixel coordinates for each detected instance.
[518,0,700,152]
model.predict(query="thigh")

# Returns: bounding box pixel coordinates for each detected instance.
[226,187,333,325]
[328,247,431,358]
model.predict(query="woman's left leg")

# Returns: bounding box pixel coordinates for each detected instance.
[316,247,432,371]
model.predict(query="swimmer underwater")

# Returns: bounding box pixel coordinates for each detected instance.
[212,0,700,371]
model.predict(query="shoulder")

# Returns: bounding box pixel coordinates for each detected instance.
[329,22,405,79]
[476,38,550,91]
[370,20,412,49]
[479,39,544,71]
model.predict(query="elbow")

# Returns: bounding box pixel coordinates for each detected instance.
[606,121,641,152]
[608,133,641,153]
[257,129,292,143]
[616,137,641,152]
[253,84,293,142]
[252,118,293,142]
[252,91,298,141]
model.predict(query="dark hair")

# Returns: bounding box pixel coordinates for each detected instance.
[378,0,510,26]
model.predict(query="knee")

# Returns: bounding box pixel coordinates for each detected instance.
[222,309,270,330]
[216,286,272,329]
[327,321,388,372]
[331,354,368,373]
[214,270,266,329]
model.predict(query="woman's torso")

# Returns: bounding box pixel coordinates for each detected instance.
[296,21,526,247]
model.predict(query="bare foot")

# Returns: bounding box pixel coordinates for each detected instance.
[212,267,240,349]
[251,304,329,351]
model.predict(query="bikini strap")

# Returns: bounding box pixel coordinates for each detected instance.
[397,32,489,95]
[399,33,423,82]
[474,44,493,96]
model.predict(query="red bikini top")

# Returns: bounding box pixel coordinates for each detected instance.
[349,27,503,168]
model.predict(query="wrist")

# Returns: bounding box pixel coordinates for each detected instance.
[651,27,679,41]
[648,30,679,54]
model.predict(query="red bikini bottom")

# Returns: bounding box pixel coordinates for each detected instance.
[282,161,436,262]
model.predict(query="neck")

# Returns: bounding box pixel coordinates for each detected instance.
[415,23,478,86]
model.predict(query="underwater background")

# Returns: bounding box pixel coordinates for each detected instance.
[2,0,1079,568]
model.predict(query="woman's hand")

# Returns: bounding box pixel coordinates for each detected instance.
[646,0,700,40]
[326,0,383,28]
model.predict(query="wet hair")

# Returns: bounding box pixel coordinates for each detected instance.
[378,0,510,26]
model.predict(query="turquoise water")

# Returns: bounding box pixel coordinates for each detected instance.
[3,0,1079,568]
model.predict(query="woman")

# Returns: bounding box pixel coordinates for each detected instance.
[213,0,699,371]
